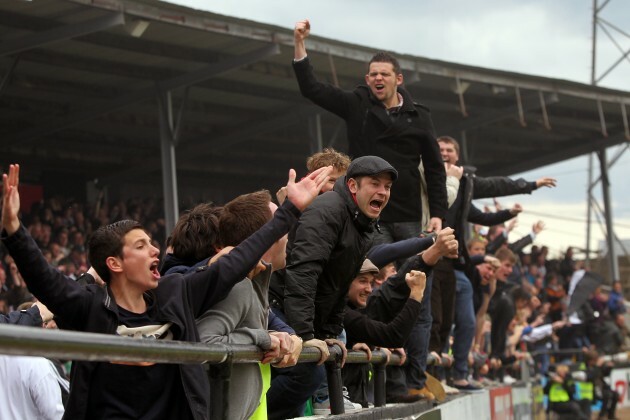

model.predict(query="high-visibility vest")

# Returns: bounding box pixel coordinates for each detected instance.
[549,383,570,403]
[578,380,594,401]
[575,363,594,401]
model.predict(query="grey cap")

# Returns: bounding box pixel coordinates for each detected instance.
[346,156,398,181]
[359,259,380,275]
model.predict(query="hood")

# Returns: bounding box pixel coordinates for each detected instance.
[159,253,212,276]
[332,176,379,233]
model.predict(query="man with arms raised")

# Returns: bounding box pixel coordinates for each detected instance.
[1,163,330,420]
[292,19,447,240]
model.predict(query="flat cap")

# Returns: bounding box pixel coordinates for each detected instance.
[346,156,398,181]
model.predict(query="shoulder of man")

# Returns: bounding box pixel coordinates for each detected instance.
[412,101,431,113]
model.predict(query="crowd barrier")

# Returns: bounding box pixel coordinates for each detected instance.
[2,324,629,419]
[0,324,402,418]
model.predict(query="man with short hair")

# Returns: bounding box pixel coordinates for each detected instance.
[306,148,351,194]
[1,163,330,420]
[292,19,447,239]
[432,136,524,391]
[196,190,302,420]
[268,155,397,418]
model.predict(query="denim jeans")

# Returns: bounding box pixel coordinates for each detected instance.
[266,308,326,420]
[452,269,476,380]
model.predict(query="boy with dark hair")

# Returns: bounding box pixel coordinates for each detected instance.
[1,163,330,420]
[169,203,222,263]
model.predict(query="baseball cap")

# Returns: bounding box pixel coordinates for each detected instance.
[346,156,398,181]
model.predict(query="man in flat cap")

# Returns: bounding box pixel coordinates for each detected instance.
[268,156,397,419]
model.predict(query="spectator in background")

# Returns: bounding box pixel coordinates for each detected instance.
[609,280,626,317]
[544,272,566,323]
[559,247,576,283]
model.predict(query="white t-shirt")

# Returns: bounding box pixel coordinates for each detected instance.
[0,355,65,420]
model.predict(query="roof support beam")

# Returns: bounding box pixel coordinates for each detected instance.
[491,131,626,176]
[0,13,125,57]
[445,93,558,133]
[11,43,281,145]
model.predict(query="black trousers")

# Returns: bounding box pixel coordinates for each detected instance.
[429,258,456,354]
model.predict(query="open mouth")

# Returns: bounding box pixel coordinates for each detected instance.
[369,199,384,211]
[150,261,160,279]
[375,84,384,93]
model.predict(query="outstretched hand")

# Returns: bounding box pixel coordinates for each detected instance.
[532,220,545,234]
[285,166,332,211]
[536,177,557,188]
[1,164,21,235]
[509,203,523,216]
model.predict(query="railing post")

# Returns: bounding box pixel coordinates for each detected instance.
[325,345,345,415]
[207,361,233,420]
[373,362,386,407]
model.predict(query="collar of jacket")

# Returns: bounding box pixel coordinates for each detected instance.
[333,176,378,233]
[356,85,420,114]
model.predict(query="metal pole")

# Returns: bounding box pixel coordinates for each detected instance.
[325,345,345,415]
[586,0,597,265]
[373,363,386,407]
[158,90,180,233]
[586,153,593,266]
[598,148,620,281]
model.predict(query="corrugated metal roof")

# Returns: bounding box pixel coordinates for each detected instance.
[1,0,629,201]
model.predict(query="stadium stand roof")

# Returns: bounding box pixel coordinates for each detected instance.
[2,0,630,210]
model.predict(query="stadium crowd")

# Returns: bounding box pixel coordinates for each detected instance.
[0,18,627,420]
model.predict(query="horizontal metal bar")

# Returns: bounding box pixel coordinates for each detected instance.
[0,324,403,366]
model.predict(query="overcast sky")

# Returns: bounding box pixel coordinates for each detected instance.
[169,0,630,258]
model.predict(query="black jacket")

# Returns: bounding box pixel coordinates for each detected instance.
[2,201,301,420]
[345,299,422,349]
[293,57,447,223]
[446,168,517,266]
[269,177,375,340]
[365,255,434,324]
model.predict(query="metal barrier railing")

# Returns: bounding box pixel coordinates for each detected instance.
[0,324,404,417]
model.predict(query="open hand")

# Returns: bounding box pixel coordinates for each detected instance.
[1,164,21,235]
[286,166,332,211]
[536,177,556,188]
